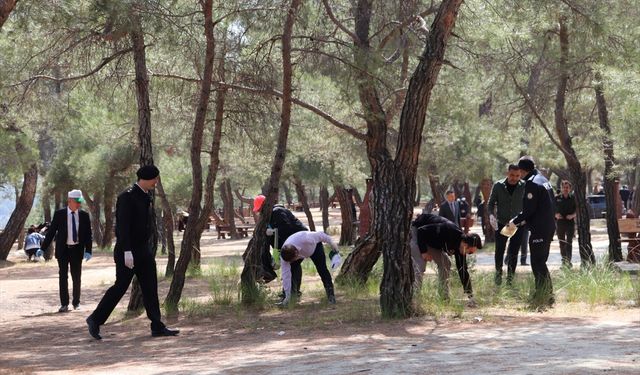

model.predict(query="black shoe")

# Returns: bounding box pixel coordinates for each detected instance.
[327,295,336,304]
[151,327,180,337]
[86,317,102,340]
[58,305,69,313]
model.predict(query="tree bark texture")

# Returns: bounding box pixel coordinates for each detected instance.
[334,185,355,245]
[319,184,330,231]
[221,179,239,239]
[293,175,315,231]
[0,0,18,31]
[555,18,595,267]
[240,0,301,304]
[156,178,176,277]
[358,178,373,238]
[165,0,218,308]
[594,72,622,262]
[83,193,104,247]
[480,177,495,243]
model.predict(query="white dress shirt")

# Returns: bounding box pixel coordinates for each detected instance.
[281,231,339,298]
[66,207,80,245]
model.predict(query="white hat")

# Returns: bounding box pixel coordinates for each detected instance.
[68,189,85,203]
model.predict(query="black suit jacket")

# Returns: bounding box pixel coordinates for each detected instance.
[415,214,462,255]
[439,200,460,227]
[114,184,154,256]
[41,208,92,259]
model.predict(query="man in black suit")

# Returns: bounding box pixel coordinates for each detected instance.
[413,213,482,305]
[86,165,179,340]
[437,190,474,303]
[439,190,461,226]
[41,189,93,312]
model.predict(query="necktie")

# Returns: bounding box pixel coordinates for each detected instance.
[71,211,78,243]
[450,202,455,216]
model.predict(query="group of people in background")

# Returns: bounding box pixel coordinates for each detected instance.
[411,156,558,310]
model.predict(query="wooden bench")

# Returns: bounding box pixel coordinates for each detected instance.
[618,218,640,240]
[216,224,254,239]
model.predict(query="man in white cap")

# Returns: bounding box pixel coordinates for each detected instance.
[41,189,93,312]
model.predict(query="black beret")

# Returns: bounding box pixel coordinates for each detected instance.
[517,157,535,171]
[136,165,160,180]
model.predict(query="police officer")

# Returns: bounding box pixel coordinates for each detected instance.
[86,165,179,340]
[506,156,556,308]
[555,180,577,268]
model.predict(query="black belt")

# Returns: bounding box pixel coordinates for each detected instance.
[67,244,81,248]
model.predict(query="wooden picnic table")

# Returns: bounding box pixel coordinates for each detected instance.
[215,224,254,239]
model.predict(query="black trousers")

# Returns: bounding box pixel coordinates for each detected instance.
[529,236,553,301]
[89,251,164,332]
[453,250,472,296]
[495,224,525,282]
[290,243,334,294]
[556,219,574,266]
[57,247,83,306]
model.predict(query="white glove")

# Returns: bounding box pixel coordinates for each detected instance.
[330,253,342,270]
[489,215,497,231]
[124,251,134,269]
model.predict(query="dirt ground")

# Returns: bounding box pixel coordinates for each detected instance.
[1,210,639,374]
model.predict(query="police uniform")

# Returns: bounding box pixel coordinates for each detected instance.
[555,192,576,266]
[512,168,555,304]
[88,183,166,333]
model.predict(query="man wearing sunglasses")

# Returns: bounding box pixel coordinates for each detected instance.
[41,189,93,313]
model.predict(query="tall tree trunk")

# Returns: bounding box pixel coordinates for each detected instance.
[0,163,37,260]
[319,184,330,231]
[479,177,495,243]
[281,182,293,206]
[0,0,18,31]
[240,0,301,304]
[555,17,595,267]
[42,182,52,223]
[519,38,548,155]
[128,7,158,311]
[427,165,444,204]
[334,185,355,245]
[293,175,315,231]
[632,167,640,216]
[221,179,239,239]
[83,193,104,247]
[155,179,176,276]
[594,72,622,262]
[165,0,218,308]
[100,177,116,248]
[336,0,463,318]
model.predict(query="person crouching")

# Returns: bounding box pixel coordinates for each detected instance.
[278,231,341,306]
